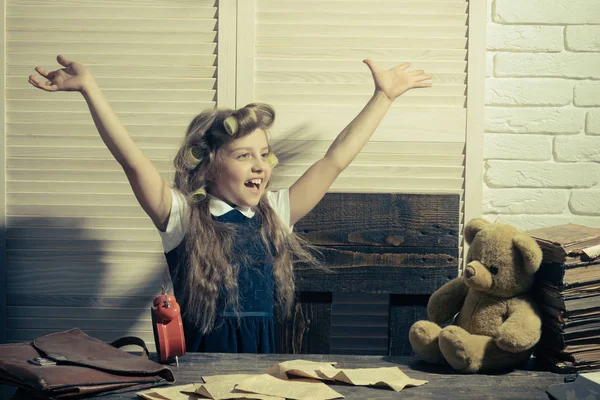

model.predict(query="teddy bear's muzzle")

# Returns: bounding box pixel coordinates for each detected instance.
[464,266,476,279]
[463,261,493,291]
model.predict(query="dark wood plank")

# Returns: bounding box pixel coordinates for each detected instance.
[294,193,460,248]
[275,292,332,354]
[296,265,456,294]
[389,294,430,356]
[313,246,458,263]
[285,193,460,355]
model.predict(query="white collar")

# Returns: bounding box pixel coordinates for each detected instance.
[207,194,255,218]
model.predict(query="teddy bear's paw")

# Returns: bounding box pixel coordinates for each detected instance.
[496,327,539,353]
[439,326,483,373]
[409,321,445,363]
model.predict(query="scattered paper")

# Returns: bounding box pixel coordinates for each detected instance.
[197,374,284,399]
[137,383,203,400]
[235,373,344,400]
[137,361,426,400]
[267,360,428,392]
[266,360,338,381]
[320,367,428,392]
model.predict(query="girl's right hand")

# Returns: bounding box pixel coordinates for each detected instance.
[28,55,94,93]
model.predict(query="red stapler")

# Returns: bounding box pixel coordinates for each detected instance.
[151,286,186,366]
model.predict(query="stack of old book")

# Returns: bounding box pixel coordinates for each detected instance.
[527,224,600,373]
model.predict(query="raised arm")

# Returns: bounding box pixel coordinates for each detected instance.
[29,55,172,231]
[288,59,432,225]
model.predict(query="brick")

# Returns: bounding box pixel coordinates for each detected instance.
[587,110,600,135]
[566,26,600,52]
[495,53,600,79]
[494,0,600,24]
[485,161,599,188]
[570,190,600,215]
[485,108,584,134]
[486,79,573,106]
[486,214,600,231]
[483,188,568,214]
[554,136,600,162]
[487,54,494,78]
[484,134,551,160]
[487,24,563,52]
[574,82,600,107]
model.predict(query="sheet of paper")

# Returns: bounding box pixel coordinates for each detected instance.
[581,371,600,384]
[267,361,428,392]
[319,367,428,392]
[137,383,204,400]
[266,360,338,380]
[234,373,344,400]
[199,374,284,399]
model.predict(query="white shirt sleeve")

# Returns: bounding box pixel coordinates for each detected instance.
[158,188,189,253]
[267,189,291,228]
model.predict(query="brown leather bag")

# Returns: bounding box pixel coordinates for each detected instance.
[0,328,175,399]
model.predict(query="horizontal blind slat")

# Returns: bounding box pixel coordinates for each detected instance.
[7,42,217,56]
[256,48,467,61]
[256,1,468,13]
[8,65,217,78]
[9,54,217,67]
[8,100,215,114]
[256,36,467,49]
[8,30,217,43]
[8,5,217,19]
[256,82,465,96]
[7,76,217,90]
[256,59,466,73]
[8,17,217,32]
[256,71,466,85]
[255,94,465,107]
[6,329,155,344]
[12,0,216,6]
[256,23,466,38]
[257,12,467,25]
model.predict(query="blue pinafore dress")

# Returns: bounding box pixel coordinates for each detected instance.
[164,208,276,353]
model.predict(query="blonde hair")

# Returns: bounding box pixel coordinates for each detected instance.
[171,103,320,333]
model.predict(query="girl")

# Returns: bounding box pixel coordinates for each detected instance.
[28,55,432,353]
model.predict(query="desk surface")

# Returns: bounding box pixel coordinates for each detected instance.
[96,353,564,400]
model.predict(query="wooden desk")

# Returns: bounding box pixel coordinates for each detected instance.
[93,353,563,400]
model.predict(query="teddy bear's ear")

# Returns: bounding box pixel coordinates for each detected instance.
[513,233,543,274]
[464,218,490,245]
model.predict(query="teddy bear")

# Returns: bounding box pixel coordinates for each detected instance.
[408,218,543,373]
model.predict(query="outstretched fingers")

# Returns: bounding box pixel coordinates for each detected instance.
[28,74,58,92]
[34,66,50,79]
[56,54,73,67]
[415,73,432,81]
[395,62,411,71]
[413,72,433,87]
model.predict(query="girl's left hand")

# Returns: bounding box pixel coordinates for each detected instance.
[363,59,432,101]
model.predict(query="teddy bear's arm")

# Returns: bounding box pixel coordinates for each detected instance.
[495,297,542,353]
[427,277,469,323]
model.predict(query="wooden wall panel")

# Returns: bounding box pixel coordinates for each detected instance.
[276,193,459,355]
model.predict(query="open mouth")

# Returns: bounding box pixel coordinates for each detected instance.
[244,178,263,190]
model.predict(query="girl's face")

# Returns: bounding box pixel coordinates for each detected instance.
[210,128,272,210]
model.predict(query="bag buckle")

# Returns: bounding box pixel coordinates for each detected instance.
[28,357,57,366]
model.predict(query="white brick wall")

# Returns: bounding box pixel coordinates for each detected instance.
[484,0,600,231]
